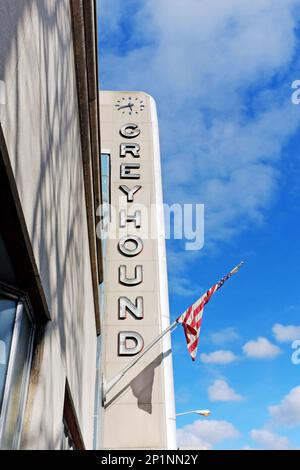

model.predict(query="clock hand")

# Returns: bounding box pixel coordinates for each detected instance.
[117,102,134,110]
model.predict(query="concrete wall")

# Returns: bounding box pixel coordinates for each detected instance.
[100,91,176,449]
[0,0,97,449]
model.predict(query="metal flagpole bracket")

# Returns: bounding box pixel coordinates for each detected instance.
[101,320,178,406]
[102,371,124,406]
[101,374,107,407]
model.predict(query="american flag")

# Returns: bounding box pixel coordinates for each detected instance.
[176,262,244,361]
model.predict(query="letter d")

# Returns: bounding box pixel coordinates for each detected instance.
[118,331,144,356]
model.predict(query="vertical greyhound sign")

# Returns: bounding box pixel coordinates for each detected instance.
[100,91,176,449]
[117,122,144,356]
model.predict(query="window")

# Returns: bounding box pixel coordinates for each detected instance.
[101,153,111,208]
[99,153,111,317]
[0,287,35,449]
[61,419,75,450]
[61,381,85,450]
[100,153,111,242]
[100,152,111,303]
[92,153,111,448]
[0,124,45,449]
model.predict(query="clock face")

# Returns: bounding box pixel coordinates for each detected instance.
[114,96,145,115]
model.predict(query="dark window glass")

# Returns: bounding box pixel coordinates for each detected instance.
[0,297,34,449]
[0,298,17,410]
[61,419,75,450]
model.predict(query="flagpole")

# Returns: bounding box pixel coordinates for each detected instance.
[216,261,244,290]
[102,320,178,404]
[102,261,244,404]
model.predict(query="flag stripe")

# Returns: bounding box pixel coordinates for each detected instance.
[176,263,243,361]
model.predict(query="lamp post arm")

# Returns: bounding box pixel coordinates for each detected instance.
[176,411,195,417]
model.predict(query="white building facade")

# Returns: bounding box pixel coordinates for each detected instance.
[0,0,177,450]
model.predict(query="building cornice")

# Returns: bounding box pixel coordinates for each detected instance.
[70,0,102,335]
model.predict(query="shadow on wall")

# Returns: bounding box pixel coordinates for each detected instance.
[105,350,172,414]
[1,0,94,448]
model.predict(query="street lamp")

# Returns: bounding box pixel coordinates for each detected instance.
[176,409,211,417]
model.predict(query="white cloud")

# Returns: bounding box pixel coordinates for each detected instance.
[177,419,240,450]
[169,276,200,297]
[208,379,243,402]
[211,327,239,345]
[250,429,291,450]
[100,0,300,266]
[200,350,238,364]
[242,336,282,359]
[269,385,300,426]
[272,323,300,342]
[176,387,192,406]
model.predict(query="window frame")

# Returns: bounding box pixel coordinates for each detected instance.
[61,418,75,450]
[0,283,35,449]
[100,151,111,219]
[61,380,85,450]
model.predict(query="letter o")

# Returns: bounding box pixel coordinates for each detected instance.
[118,235,143,257]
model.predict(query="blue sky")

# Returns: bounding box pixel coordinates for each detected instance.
[98,0,300,449]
